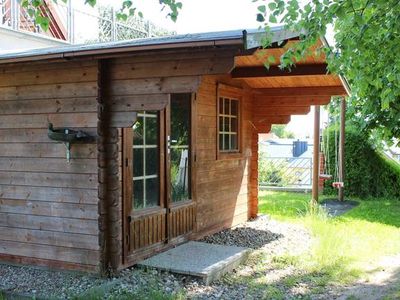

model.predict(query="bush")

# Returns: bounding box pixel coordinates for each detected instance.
[323,125,400,198]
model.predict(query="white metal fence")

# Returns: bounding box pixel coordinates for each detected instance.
[0,0,173,44]
[259,157,313,190]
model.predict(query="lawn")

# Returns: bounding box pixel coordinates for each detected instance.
[259,191,400,284]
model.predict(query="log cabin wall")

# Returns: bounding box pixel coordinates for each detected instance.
[106,48,238,269]
[0,60,100,272]
[195,75,255,236]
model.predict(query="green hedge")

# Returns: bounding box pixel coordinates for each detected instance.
[323,126,400,198]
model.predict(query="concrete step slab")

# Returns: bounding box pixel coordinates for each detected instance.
[138,241,251,284]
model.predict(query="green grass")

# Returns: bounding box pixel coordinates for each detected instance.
[259,191,400,283]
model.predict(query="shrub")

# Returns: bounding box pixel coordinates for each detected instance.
[323,125,400,198]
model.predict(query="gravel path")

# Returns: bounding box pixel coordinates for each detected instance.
[0,215,313,299]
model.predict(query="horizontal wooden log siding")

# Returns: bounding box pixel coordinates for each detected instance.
[0,60,100,272]
[195,75,254,235]
[108,49,236,268]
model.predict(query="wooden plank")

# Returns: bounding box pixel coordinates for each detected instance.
[0,143,97,159]
[0,113,97,129]
[0,171,97,189]
[110,94,168,112]
[0,97,97,114]
[0,253,98,273]
[231,64,328,78]
[0,240,99,265]
[0,199,98,219]
[0,60,97,75]
[110,57,234,80]
[0,226,99,250]
[0,213,98,235]
[0,66,97,87]
[0,158,97,174]
[110,76,201,96]
[0,82,97,101]
[253,115,291,124]
[0,128,97,143]
[254,96,331,106]
[0,185,98,204]
[253,86,347,97]
[139,219,145,248]
[253,106,311,116]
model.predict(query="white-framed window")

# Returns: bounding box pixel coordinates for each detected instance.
[218,96,240,152]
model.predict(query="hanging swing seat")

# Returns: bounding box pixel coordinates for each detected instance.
[332,182,344,188]
[319,174,333,180]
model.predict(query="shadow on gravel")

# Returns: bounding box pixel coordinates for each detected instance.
[200,227,284,249]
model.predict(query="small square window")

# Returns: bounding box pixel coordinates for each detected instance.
[218,97,240,152]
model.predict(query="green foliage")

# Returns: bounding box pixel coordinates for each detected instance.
[270,124,295,138]
[323,125,400,198]
[259,153,297,185]
[22,0,182,31]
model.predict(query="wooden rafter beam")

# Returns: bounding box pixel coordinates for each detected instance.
[253,86,347,97]
[255,96,331,106]
[253,115,291,124]
[254,106,311,117]
[231,64,328,78]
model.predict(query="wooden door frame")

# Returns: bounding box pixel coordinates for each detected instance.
[121,93,197,265]
[122,109,167,263]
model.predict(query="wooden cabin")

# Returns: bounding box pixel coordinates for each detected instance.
[0,28,347,273]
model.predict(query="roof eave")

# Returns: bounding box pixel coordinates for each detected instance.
[0,37,244,65]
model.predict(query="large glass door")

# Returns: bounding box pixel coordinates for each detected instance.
[123,95,196,259]
[167,94,196,240]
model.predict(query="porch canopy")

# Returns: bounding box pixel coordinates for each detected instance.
[233,32,348,134]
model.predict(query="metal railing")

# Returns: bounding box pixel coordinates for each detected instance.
[0,0,174,44]
[259,157,313,190]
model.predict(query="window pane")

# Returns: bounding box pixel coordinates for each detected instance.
[219,133,224,150]
[219,116,224,133]
[231,134,238,150]
[224,134,230,151]
[231,100,238,116]
[224,98,230,115]
[231,117,238,133]
[133,149,143,177]
[146,148,158,176]
[133,179,144,209]
[146,178,159,208]
[145,114,158,145]
[224,117,230,132]
[170,148,189,202]
[219,97,224,114]
[171,94,191,202]
[133,116,143,146]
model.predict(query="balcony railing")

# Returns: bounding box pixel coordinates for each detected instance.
[0,0,173,44]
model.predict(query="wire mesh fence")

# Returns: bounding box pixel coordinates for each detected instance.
[0,0,174,44]
[259,157,313,190]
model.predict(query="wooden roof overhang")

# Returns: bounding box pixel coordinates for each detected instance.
[231,39,349,133]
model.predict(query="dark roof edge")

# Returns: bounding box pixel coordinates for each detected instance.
[0,30,247,64]
[0,27,299,65]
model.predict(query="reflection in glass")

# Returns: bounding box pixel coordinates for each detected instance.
[132,111,159,210]
[170,94,191,202]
